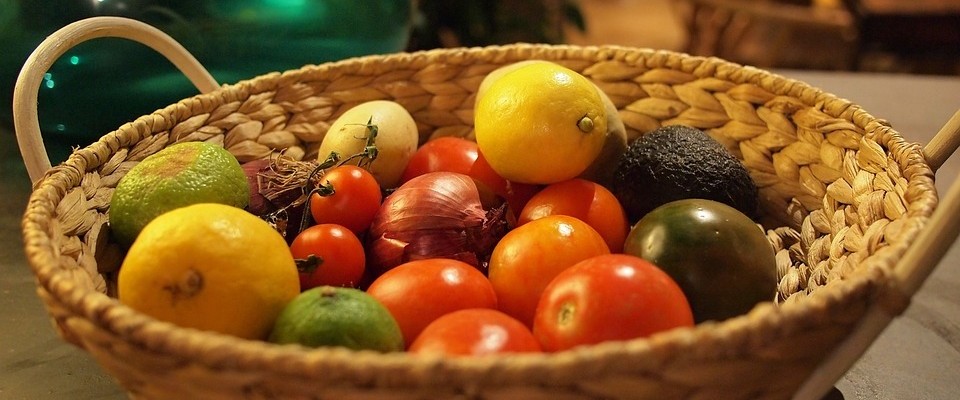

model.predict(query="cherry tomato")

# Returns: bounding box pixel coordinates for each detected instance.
[488,215,610,327]
[409,308,541,356]
[533,254,694,352]
[400,136,478,182]
[365,258,497,347]
[310,165,382,233]
[399,136,539,215]
[519,178,629,253]
[623,198,777,323]
[290,224,365,290]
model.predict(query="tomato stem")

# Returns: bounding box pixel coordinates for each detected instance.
[295,254,325,275]
[252,122,379,241]
[558,302,576,326]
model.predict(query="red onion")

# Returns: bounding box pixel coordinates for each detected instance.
[242,157,313,243]
[366,171,512,280]
[243,158,275,215]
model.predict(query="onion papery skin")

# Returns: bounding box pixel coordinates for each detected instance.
[242,158,309,243]
[366,172,511,281]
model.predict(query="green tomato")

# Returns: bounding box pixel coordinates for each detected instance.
[623,199,777,323]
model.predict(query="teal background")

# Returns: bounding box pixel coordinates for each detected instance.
[0,0,412,164]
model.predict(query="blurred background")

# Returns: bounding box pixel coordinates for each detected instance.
[2,0,959,165]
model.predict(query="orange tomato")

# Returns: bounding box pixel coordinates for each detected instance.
[518,178,628,252]
[487,215,610,327]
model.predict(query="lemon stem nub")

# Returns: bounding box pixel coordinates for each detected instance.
[163,268,204,304]
[577,116,594,133]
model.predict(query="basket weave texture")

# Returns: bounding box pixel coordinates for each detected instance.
[22,44,937,399]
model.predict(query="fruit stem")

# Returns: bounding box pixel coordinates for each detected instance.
[558,302,576,326]
[337,117,380,168]
[162,268,204,304]
[577,115,594,133]
[295,254,324,275]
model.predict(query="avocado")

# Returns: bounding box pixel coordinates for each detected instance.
[611,125,759,224]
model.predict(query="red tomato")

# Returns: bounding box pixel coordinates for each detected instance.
[399,137,539,215]
[487,215,610,327]
[290,224,366,290]
[310,165,382,233]
[400,136,478,182]
[533,254,694,352]
[365,258,497,347]
[519,178,629,253]
[409,308,541,356]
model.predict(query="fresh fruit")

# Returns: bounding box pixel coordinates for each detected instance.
[475,60,548,102]
[623,199,777,323]
[400,136,479,184]
[611,124,759,224]
[399,136,540,215]
[478,60,627,187]
[117,203,299,340]
[533,254,694,352]
[110,141,249,246]
[317,100,418,189]
[365,258,497,347]
[268,286,404,352]
[474,62,608,184]
[575,81,627,187]
[518,178,628,253]
[290,224,366,290]
[309,165,382,234]
[409,308,541,356]
[488,215,610,327]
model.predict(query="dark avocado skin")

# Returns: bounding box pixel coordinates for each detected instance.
[612,125,759,224]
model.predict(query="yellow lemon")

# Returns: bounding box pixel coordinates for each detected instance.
[117,203,300,340]
[476,60,551,103]
[576,83,628,187]
[474,62,608,184]
[478,61,628,187]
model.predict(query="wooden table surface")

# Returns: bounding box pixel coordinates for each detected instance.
[2,69,959,399]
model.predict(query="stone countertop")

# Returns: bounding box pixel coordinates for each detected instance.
[1,70,959,399]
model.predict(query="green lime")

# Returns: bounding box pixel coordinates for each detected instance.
[109,141,249,247]
[268,286,404,352]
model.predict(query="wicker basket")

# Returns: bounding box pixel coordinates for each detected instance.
[15,17,960,400]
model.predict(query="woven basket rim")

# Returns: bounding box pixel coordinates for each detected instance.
[21,43,938,388]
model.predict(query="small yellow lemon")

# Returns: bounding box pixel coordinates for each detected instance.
[476,60,551,103]
[474,62,608,184]
[117,203,300,340]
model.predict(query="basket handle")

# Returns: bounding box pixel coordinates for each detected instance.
[795,109,960,400]
[13,16,219,184]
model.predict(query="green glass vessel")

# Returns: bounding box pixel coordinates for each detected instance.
[1,0,412,164]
